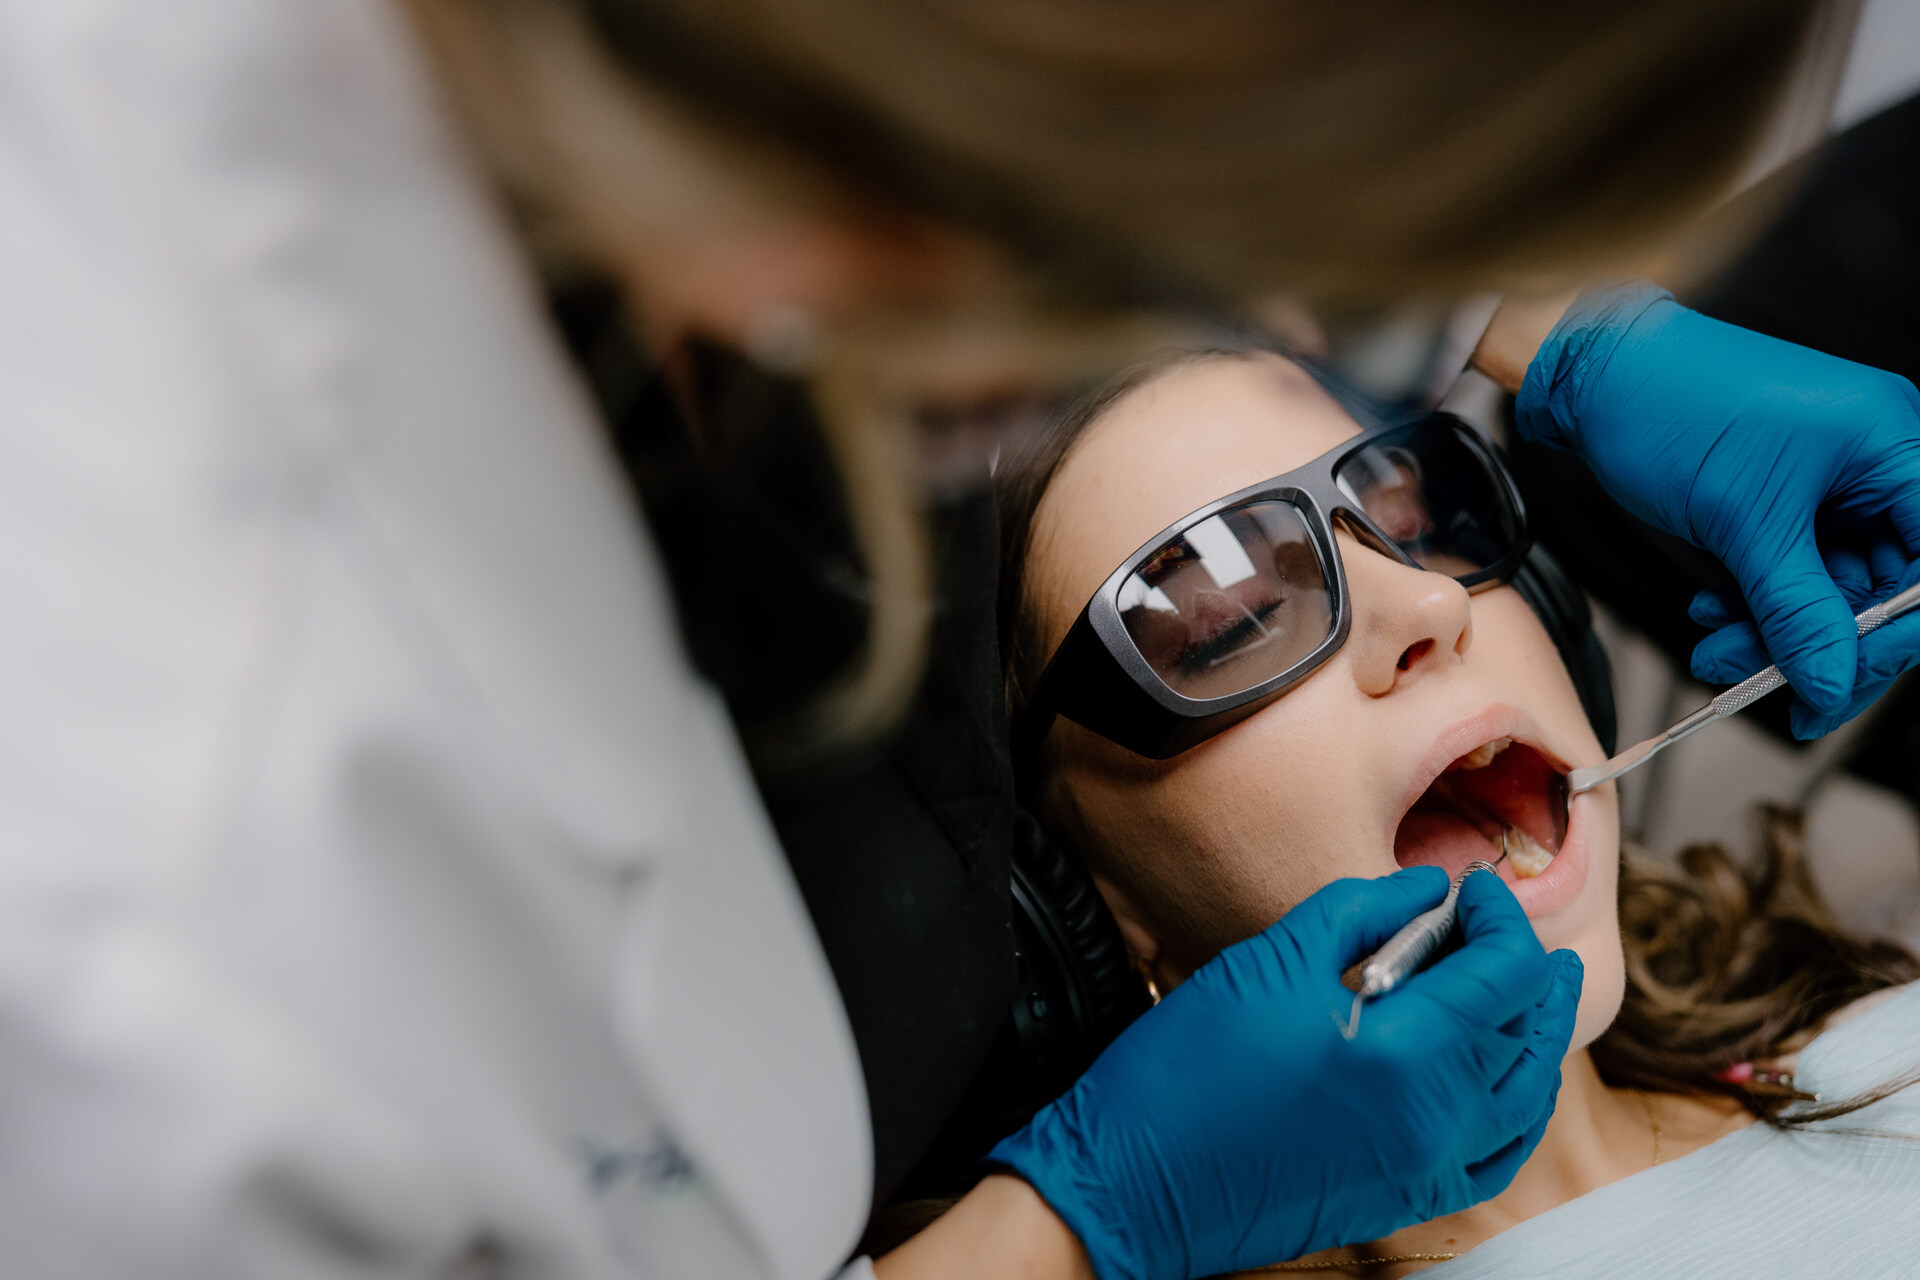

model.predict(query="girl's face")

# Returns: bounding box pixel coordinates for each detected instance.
[1026,354,1625,1049]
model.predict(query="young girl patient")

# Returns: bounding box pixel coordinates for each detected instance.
[995,346,1920,1277]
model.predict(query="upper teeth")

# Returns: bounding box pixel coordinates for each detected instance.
[1504,824,1554,878]
[1459,737,1512,771]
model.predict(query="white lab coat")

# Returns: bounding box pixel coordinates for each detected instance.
[0,0,872,1276]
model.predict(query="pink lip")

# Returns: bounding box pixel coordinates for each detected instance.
[1389,703,1590,921]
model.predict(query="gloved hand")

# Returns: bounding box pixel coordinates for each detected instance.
[988,868,1584,1280]
[1691,539,1920,738]
[1516,280,1920,736]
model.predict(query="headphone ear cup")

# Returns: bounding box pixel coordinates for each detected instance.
[882,809,1150,1204]
[1512,544,1618,756]
[1006,809,1152,1100]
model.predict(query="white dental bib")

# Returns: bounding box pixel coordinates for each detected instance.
[1428,981,1920,1278]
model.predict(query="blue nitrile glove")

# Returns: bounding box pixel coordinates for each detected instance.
[1691,539,1920,738]
[1516,280,1920,737]
[988,868,1584,1280]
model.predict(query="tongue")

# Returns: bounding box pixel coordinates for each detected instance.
[1394,809,1500,877]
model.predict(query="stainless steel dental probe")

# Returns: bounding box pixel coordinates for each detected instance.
[1343,841,1508,1039]
[1564,581,1920,799]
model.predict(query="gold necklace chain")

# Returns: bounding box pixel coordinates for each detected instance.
[1635,1089,1665,1167]
[1256,1251,1461,1272]
[1258,1094,1666,1273]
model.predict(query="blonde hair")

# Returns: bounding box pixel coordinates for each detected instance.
[406,0,1818,749]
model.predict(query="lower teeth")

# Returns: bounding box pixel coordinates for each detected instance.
[1504,824,1555,878]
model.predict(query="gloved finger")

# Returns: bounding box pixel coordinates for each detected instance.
[1867,538,1910,596]
[1692,538,1917,683]
[1730,534,1858,713]
[1464,1085,1556,1204]
[1810,536,1912,607]
[1458,952,1577,1201]
[1691,537,1893,630]
[1479,950,1581,1140]
[1785,559,1920,738]
[1824,543,1881,605]
[1711,630,1917,739]
[1857,572,1920,684]
[1789,586,1920,738]
[1400,872,1551,1035]
[1691,620,1770,685]
[1885,480,1920,559]
[1688,582,1746,628]
[1265,866,1449,983]
[1867,380,1920,554]
[1790,678,1894,740]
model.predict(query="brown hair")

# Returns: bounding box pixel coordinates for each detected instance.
[994,347,1920,1129]
[1600,811,1920,1125]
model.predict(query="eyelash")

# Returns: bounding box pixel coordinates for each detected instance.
[1178,597,1285,673]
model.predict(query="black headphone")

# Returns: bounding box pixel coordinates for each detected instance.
[998,541,1616,1111]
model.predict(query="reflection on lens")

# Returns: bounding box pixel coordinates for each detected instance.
[1336,422,1518,578]
[1119,500,1334,700]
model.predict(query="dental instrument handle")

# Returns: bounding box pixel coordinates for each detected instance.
[1565,580,1920,797]
[1346,860,1500,1040]
[1359,889,1459,1000]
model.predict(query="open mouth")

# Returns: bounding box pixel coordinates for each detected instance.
[1394,737,1570,881]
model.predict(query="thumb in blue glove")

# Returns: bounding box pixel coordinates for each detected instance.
[1516,280,1920,733]
[988,867,1584,1280]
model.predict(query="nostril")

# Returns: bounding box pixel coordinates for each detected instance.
[1397,638,1434,671]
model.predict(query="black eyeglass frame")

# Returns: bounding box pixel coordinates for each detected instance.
[1016,411,1532,762]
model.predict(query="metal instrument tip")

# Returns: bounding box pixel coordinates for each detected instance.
[1343,989,1364,1041]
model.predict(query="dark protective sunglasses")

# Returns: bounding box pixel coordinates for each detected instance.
[1017,411,1531,761]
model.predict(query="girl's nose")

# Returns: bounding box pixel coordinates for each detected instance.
[1338,530,1473,697]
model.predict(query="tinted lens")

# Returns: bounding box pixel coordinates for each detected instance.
[1118,500,1335,700]
[1334,422,1520,578]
